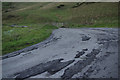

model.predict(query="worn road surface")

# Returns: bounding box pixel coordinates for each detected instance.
[2,28,119,79]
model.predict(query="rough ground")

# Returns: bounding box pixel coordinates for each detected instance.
[2,28,118,79]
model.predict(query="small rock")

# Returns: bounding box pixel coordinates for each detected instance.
[57,6,61,8]
[82,35,91,41]
[10,24,16,27]
[72,46,74,48]
[82,49,88,51]
[21,26,28,28]
[75,51,85,58]
[57,4,65,8]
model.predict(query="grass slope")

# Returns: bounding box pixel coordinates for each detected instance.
[2,2,118,55]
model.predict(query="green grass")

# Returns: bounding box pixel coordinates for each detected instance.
[3,2,118,26]
[2,24,57,54]
[2,2,118,55]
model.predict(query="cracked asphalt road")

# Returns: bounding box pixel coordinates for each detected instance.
[2,28,119,79]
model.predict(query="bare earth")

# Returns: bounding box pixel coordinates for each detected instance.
[2,28,118,79]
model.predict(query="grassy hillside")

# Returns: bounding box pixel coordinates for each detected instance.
[2,2,118,55]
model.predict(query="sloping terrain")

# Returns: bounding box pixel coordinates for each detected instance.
[2,28,118,79]
[2,2,118,54]
[3,2,118,26]
[2,2,119,79]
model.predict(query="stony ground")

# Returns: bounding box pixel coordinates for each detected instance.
[2,28,119,79]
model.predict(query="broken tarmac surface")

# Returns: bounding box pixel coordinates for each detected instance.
[2,28,119,79]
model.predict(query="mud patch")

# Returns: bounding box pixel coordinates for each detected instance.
[15,59,74,79]
[61,49,100,79]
